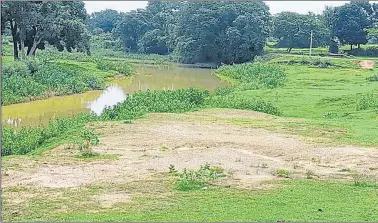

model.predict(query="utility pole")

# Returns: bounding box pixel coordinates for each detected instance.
[310,30,313,57]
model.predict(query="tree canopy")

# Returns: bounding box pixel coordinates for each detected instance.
[1,1,90,59]
[88,9,120,33]
[273,12,330,52]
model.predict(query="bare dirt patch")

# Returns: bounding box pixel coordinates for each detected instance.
[359,60,375,69]
[3,109,378,191]
[92,191,131,208]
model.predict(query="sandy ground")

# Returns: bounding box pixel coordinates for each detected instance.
[3,109,378,196]
[359,60,375,69]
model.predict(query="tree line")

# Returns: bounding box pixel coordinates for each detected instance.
[3,1,378,64]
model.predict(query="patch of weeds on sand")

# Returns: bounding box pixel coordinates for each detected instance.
[275,169,291,178]
[352,174,378,188]
[170,163,226,191]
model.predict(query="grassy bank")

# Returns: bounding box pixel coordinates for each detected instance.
[214,55,378,146]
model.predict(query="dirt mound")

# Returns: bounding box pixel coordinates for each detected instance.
[359,60,375,69]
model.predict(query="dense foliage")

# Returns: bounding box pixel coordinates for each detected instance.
[2,114,95,156]
[1,55,133,105]
[272,12,330,52]
[1,1,90,59]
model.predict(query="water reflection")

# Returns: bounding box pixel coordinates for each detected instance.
[87,85,127,115]
[2,65,228,128]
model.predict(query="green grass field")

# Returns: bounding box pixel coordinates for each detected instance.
[5,180,377,222]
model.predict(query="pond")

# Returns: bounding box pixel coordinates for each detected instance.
[2,64,227,127]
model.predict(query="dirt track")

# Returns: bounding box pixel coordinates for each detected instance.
[3,109,378,191]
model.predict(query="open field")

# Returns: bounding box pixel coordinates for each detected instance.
[2,109,378,222]
[2,53,378,221]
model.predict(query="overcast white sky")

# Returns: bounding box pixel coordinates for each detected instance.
[84,1,352,15]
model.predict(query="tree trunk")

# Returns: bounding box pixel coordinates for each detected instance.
[20,39,26,60]
[10,21,19,60]
[288,47,293,53]
[351,44,353,50]
[358,44,360,49]
[27,38,41,57]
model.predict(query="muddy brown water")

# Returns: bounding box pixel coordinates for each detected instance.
[2,65,227,128]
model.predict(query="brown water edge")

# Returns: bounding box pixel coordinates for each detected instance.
[2,64,227,128]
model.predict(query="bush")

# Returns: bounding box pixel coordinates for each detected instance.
[34,63,103,94]
[1,114,95,156]
[215,63,286,89]
[2,61,31,77]
[101,88,210,121]
[2,75,46,105]
[356,91,378,111]
[344,47,378,57]
[206,95,282,116]
[171,163,225,191]
[95,59,133,75]
[25,58,42,74]
[367,75,378,82]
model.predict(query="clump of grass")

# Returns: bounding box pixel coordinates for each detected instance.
[323,111,339,119]
[276,169,290,178]
[352,174,377,188]
[215,62,286,89]
[356,91,378,111]
[367,74,378,82]
[214,85,235,96]
[160,145,169,151]
[171,163,226,191]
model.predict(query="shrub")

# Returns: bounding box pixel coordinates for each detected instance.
[1,114,95,156]
[25,58,42,74]
[172,163,226,191]
[34,63,103,94]
[75,128,100,158]
[2,60,31,77]
[95,59,133,75]
[101,88,210,121]
[356,91,378,111]
[206,95,282,116]
[367,75,378,82]
[2,75,46,105]
[276,169,290,178]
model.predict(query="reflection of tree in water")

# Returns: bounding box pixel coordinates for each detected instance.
[87,85,127,116]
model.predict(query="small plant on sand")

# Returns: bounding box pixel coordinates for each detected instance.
[172,163,226,191]
[306,170,315,179]
[75,128,100,158]
[276,169,290,178]
[169,164,178,176]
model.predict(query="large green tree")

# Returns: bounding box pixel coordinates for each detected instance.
[330,3,370,49]
[174,2,271,64]
[113,9,150,53]
[272,12,330,53]
[1,1,91,60]
[88,9,120,33]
